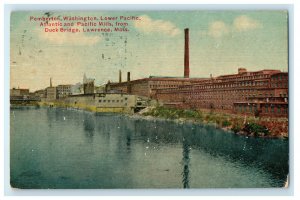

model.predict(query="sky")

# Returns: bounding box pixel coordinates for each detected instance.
[10,10,288,91]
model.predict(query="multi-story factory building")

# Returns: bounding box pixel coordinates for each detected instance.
[153,68,288,117]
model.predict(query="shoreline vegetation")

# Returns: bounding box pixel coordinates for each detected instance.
[11,102,288,139]
[138,106,288,139]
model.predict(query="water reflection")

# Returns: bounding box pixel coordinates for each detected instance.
[182,138,190,188]
[126,135,131,151]
[83,115,95,143]
[131,118,288,184]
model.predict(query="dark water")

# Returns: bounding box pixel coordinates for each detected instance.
[10,107,289,188]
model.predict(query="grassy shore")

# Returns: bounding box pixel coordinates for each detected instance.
[141,106,288,138]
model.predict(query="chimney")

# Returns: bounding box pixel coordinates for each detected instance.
[119,70,122,83]
[127,72,131,94]
[127,72,130,82]
[184,28,190,78]
[50,78,52,87]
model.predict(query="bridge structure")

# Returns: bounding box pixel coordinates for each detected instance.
[10,96,40,104]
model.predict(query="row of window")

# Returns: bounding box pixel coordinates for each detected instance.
[150,85,179,89]
[173,93,276,99]
[272,75,287,81]
[193,81,269,90]
[236,104,288,114]
[271,83,288,88]
[164,81,272,92]
[160,89,288,99]
[220,74,270,82]
[264,104,288,114]
[98,97,128,103]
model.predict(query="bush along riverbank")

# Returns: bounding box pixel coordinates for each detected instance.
[140,106,288,139]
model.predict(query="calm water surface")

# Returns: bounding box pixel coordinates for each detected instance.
[10,107,289,188]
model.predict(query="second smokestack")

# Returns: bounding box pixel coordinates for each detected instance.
[119,70,122,83]
[127,72,130,82]
[184,28,190,78]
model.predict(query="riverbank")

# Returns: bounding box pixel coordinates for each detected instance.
[136,106,288,139]
[11,103,288,138]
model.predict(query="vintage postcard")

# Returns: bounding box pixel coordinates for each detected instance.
[10,10,289,189]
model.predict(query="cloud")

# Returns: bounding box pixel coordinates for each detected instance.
[134,15,181,37]
[208,21,229,38]
[205,15,262,38]
[233,15,262,32]
[38,20,101,45]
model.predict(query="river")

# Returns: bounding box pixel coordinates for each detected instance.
[10,107,289,188]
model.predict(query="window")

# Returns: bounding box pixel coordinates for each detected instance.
[108,100,111,103]
[271,105,275,113]
[253,105,257,112]
[277,106,281,114]
[244,105,247,112]
[99,100,102,103]
[265,104,268,113]
[284,106,288,114]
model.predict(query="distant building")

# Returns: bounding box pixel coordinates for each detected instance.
[71,83,84,95]
[10,88,29,97]
[57,84,72,98]
[46,87,57,101]
[34,89,46,98]
[10,88,31,104]
[95,85,106,93]
[44,77,57,101]
[83,74,95,94]
[83,82,94,94]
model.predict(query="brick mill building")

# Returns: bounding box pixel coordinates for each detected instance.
[153,68,288,117]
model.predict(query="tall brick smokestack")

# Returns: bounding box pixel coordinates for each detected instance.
[184,28,189,78]
[119,70,122,83]
[127,72,130,82]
